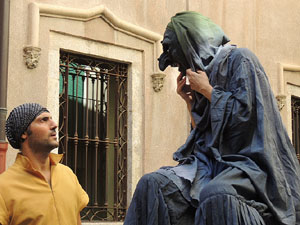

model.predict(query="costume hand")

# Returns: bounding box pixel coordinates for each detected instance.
[186,69,213,101]
[177,73,196,128]
[177,73,194,106]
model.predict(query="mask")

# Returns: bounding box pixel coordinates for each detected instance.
[158,29,189,76]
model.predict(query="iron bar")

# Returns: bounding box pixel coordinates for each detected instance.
[94,71,100,206]
[104,73,110,209]
[84,70,90,191]
[114,67,120,220]
[74,69,80,174]
[64,58,69,164]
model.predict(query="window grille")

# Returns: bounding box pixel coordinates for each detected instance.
[59,51,128,221]
[292,96,300,162]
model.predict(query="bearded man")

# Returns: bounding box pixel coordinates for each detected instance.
[0,103,89,225]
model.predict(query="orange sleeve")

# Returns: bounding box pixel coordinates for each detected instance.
[0,193,9,225]
[72,172,89,212]
[78,186,89,212]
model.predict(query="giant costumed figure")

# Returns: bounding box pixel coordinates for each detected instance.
[124,11,300,225]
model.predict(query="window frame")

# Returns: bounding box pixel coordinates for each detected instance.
[59,50,128,222]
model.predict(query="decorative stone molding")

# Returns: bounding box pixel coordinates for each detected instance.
[277,63,300,94]
[23,46,41,69]
[25,3,162,70]
[275,94,286,111]
[277,63,300,111]
[151,73,166,92]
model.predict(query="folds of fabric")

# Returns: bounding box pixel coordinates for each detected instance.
[124,173,194,225]
[171,46,300,224]
[131,11,300,225]
[166,11,230,71]
[196,194,266,225]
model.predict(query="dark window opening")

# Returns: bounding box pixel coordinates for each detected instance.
[292,95,300,162]
[59,51,128,221]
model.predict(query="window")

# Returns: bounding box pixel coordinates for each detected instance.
[59,51,128,221]
[291,95,300,162]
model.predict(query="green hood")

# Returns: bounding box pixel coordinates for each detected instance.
[166,11,229,71]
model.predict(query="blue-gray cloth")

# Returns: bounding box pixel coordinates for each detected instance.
[126,11,300,225]
[166,45,300,224]
[124,172,195,225]
[124,45,300,225]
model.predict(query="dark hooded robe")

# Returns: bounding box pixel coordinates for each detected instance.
[124,11,300,225]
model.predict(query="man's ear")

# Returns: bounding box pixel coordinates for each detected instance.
[21,132,28,140]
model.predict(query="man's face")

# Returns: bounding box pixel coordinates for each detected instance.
[24,112,59,152]
[158,29,189,75]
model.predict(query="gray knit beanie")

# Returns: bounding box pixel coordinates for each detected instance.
[5,103,49,149]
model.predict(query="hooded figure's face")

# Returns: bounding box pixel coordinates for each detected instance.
[158,29,189,75]
[157,11,230,75]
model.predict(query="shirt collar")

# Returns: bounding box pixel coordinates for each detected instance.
[15,153,64,172]
[49,153,64,165]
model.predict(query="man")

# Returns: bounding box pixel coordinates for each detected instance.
[124,12,300,225]
[0,103,89,225]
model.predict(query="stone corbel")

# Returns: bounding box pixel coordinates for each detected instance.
[275,94,286,111]
[23,46,41,69]
[151,73,166,92]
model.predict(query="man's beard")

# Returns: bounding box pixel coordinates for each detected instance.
[27,129,59,153]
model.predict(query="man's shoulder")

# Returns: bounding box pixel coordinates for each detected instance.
[0,170,10,186]
[56,163,74,173]
[0,165,20,196]
[55,163,77,178]
[54,163,82,187]
[0,164,19,183]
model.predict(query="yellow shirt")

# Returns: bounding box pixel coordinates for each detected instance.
[0,153,89,225]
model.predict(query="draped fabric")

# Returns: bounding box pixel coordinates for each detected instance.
[167,11,229,71]
[124,173,195,225]
[126,11,300,225]
[168,45,300,224]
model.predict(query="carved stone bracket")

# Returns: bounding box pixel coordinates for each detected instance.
[23,46,41,69]
[151,73,166,92]
[276,94,286,111]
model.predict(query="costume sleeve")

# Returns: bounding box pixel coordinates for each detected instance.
[210,56,256,155]
[0,193,9,225]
